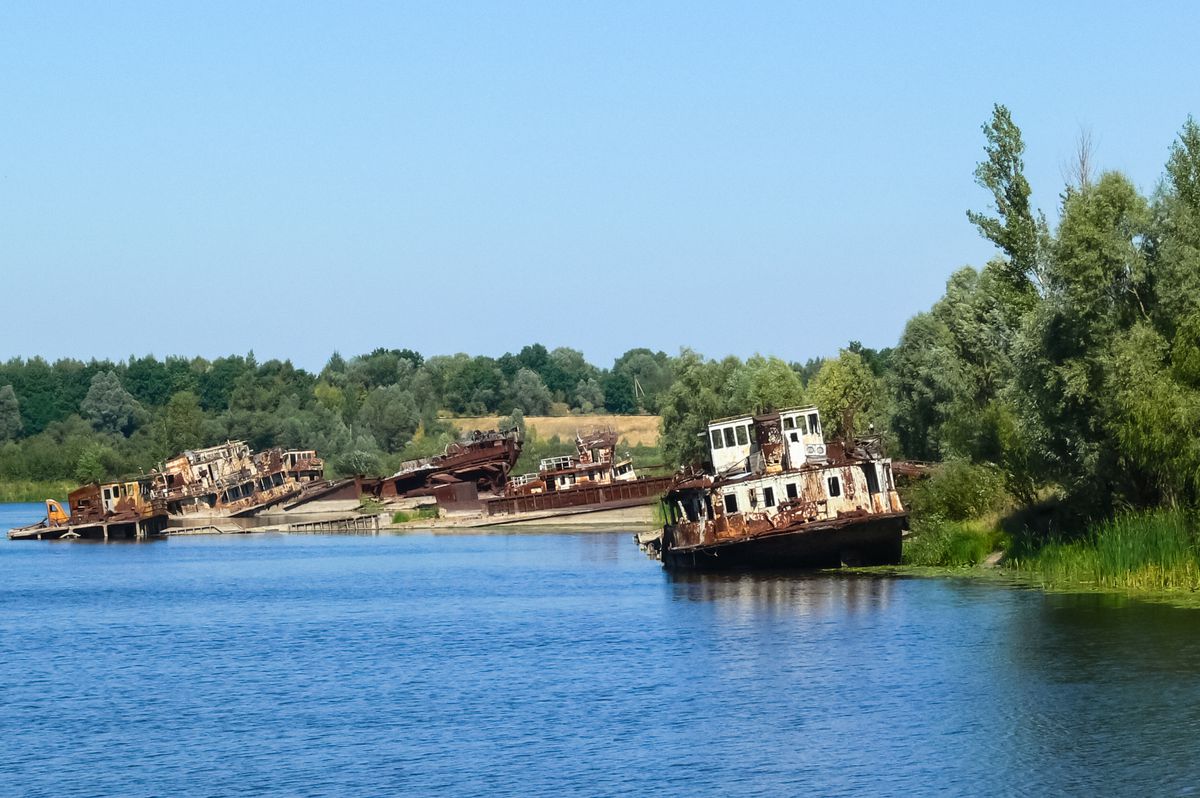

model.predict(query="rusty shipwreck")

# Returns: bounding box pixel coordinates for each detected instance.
[283,427,523,510]
[642,406,907,569]
[162,441,325,517]
[481,427,673,521]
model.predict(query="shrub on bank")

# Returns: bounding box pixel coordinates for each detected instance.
[903,517,1004,567]
[905,459,1008,521]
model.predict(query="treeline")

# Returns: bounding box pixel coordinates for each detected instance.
[0,343,828,485]
[890,106,1200,520]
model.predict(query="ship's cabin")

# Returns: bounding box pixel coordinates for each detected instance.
[707,415,757,474]
[706,406,827,474]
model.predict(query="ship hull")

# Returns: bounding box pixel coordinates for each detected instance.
[661,512,906,570]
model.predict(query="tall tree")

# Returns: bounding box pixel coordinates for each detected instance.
[966,104,1048,295]
[0,385,22,442]
[81,371,145,436]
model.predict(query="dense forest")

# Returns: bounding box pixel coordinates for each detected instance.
[4,105,1200,539]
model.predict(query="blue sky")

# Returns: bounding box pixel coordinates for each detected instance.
[2,1,1197,371]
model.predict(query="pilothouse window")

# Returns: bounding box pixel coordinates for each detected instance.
[723,493,739,514]
[827,476,841,498]
[711,429,723,449]
[723,428,736,448]
[735,425,749,446]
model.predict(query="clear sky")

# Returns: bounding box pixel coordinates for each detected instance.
[2,1,1197,371]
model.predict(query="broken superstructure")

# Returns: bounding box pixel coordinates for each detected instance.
[9,477,170,541]
[484,427,672,518]
[162,442,325,517]
[643,406,907,569]
[8,441,327,540]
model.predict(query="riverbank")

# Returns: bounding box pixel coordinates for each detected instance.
[900,507,1200,604]
[0,480,72,504]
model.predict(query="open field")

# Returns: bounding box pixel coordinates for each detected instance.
[445,414,661,446]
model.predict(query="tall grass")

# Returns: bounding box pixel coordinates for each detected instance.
[1011,509,1200,592]
[0,480,74,504]
[392,507,439,524]
[903,517,1005,567]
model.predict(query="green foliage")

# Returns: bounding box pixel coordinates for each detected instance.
[808,350,883,438]
[906,460,1008,521]
[728,356,806,414]
[509,368,553,415]
[358,385,420,453]
[334,449,383,477]
[161,391,206,455]
[0,479,75,503]
[75,442,118,484]
[966,103,1048,293]
[903,517,1004,567]
[1010,510,1200,593]
[392,507,439,524]
[658,350,742,467]
[0,385,22,442]
[80,371,145,436]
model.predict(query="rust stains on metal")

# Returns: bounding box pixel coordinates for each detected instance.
[646,405,908,569]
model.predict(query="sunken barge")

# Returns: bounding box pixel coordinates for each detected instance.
[283,427,523,511]
[8,442,327,540]
[641,406,907,570]
[481,427,673,522]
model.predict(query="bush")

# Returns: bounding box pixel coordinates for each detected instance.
[906,459,1008,521]
[903,517,1003,567]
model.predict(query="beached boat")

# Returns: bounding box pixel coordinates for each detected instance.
[161,442,325,517]
[642,406,907,569]
[481,427,672,521]
[9,478,169,541]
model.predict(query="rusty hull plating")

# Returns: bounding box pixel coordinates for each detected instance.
[485,426,671,517]
[651,406,907,569]
[161,442,325,517]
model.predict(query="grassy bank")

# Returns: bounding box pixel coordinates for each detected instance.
[902,516,1005,567]
[1009,510,1200,593]
[0,480,74,504]
[901,506,1200,597]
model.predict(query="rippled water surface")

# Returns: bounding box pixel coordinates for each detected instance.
[3,502,1200,797]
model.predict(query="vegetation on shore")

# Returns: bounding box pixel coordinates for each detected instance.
[0,480,73,504]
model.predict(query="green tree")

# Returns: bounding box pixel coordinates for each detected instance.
[572,377,605,413]
[1151,117,1200,333]
[509,368,553,415]
[0,385,22,442]
[358,385,420,452]
[966,103,1048,295]
[808,350,883,439]
[728,356,806,414]
[162,391,206,454]
[81,371,145,436]
[659,351,743,467]
[74,442,117,484]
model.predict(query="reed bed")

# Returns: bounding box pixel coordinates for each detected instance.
[1011,510,1200,592]
[902,517,1004,567]
[0,480,73,504]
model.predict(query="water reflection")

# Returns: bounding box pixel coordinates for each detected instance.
[667,570,896,617]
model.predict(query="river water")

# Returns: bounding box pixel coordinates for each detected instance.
[2,501,1199,797]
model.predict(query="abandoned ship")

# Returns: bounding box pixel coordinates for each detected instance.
[640,406,907,569]
[282,427,523,510]
[480,427,673,522]
[8,442,326,540]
